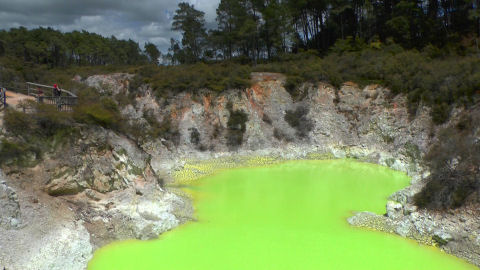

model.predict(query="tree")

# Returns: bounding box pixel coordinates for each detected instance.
[172,2,208,63]
[260,0,292,58]
[385,0,425,48]
[214,0,265,63]
[167,38,185,64]
[144,42,160,64]
[216,0,242,59]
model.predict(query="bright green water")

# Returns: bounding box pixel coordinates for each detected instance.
[88,160,476,270]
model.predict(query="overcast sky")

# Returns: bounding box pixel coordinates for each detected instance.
[0,0,219,53]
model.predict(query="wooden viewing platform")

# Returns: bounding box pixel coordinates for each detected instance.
[0,82,78,112]
[26,82,78,112]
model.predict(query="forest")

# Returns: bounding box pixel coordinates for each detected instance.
[0,27,149,66]
[167,0,480,64]
[0,0,479,66]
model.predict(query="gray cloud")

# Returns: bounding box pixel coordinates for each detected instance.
[0,0,219,52]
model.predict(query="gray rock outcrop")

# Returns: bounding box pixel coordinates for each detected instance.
[0,175,20,229]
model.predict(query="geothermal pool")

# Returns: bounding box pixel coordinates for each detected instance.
[88,160,476,270]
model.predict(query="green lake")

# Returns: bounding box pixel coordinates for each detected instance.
[88,160,477,270]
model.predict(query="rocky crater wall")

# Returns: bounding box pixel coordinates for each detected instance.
[0,72,478,269]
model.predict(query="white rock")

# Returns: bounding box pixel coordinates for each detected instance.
[386,200,404,219]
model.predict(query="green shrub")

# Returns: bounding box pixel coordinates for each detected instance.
[115,90,136,108]
[431,103,450,124]
[2,102,79,165]
[404,142,421,162]
[129,74,144,93]
[4,109,33,135]
[273,127,292,142]
[414,112,480,209]
[226,102,248,148]
[329,37,367,55]
[34,103,72,137]
[414,173,479,209]
[158,118,180,146]
[131,62,251,96]
[285,76,303,96]
[188,127,207,151]
[0,139,26,165]
[74,103,119,128]
[4,103,73,138]
[0,139,40,166]
[141,110,178,143]
[74,88,122,129]
[189,127,200,145]
[284,106,313,138]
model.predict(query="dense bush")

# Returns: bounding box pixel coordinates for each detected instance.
[34,103,73,137]
[4,103,73,138]
[131,62,251,97]
[0,139,40,166]
[0,139,26,164]
[2,104,75,166]
[226,102,248,148]
[414,112,480,209]
[284,106,313,138]
[73,88,122,129]
[74,103,119,127]
[137,110,180,145]
[188,127,207,151]
[273,127,293,142]
[4,109,33,135]
[189,127,200,145]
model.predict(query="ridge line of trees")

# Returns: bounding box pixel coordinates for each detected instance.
[167,0,480,64]
[0,27,161,67]
[1,0,479,68]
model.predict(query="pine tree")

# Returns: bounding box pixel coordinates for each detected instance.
[144,43,160,64]
[171,2,207,63]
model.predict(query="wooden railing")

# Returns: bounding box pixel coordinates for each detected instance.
[37,96,77,112]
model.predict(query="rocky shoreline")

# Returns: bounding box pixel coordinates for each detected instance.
[0,73,478,269]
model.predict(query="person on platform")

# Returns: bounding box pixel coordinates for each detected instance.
[53,84,60,97]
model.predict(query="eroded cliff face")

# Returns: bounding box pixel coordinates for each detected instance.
[0,72,478,269]
[101,72,432,182]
